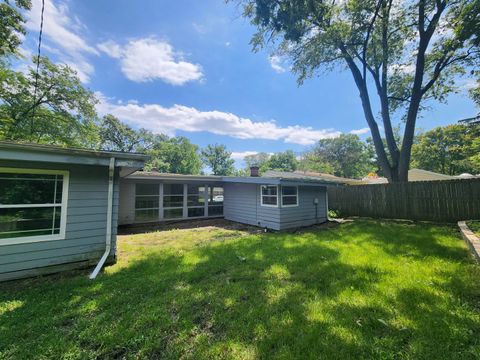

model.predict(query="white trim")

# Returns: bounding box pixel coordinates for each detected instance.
[260,185,279,207]
[281,185,299,208]
[0,167,69,245]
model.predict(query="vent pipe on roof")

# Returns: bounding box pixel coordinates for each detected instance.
[250,166,259,177]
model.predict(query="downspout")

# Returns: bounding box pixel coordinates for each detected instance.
[89,157,115,280]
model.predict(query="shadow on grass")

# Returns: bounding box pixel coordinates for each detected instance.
[1,222,479,359]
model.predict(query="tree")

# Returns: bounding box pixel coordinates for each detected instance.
[201,144,235,175]
[99,114,157,153]
[0,57,98,147]
[0,0,31,58]
[298,152,335,174]
[264,150,298,172]
[411,124,480,175]
[244,152,270,168]
[234,0,480,182]
[306,134,374,178]
[145,136,202,174]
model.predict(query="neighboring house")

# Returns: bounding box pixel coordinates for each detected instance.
[361,169,458,183]
[119,168,330,231]
[0,142,148,282]
[1,144,330,281]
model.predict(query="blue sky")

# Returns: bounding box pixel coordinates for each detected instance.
[20,0,478,167]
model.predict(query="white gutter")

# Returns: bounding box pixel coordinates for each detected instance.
[89,157,116,280]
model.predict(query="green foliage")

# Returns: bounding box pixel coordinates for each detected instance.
[328,209,340,218]
[244,152,270,168]
[0,0,31,58]
[264,150,298,172]
[98,114,160,153]
[0,57,98,147]
[298,152,336,174]
[1,220,479,358]
[411,124,480,175]
[304,134,374,179]
[201,144,235,175]
[145,136,202,174]
[234,0,480,182]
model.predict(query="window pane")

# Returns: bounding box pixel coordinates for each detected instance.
[135,209,159,222]
[282,196,297,205]
[262,186,277,196]
[136,184,159,196]
[209,187,224,204]
[0,173,61,205]
[188,207,204,217]
[208,205,223,216]
[262,196,277,206]
[282,186,297,196]
[164,208,183,219]
[163,195,184,208]
[187,195,205,206]
[135,196,159,209]
[0,207,60,239]
[187,185,205,195]
[163,184,183,195]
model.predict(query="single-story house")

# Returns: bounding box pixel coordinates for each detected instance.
[1,143,330,281]
[119,169,330,231]
[0,142,148,282]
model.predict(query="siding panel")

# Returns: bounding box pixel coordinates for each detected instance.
[0,160,119,281]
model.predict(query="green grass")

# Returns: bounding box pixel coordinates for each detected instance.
[1,220,480,359]
[467,221,480,237]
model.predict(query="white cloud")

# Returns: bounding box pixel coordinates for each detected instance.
[96,94,341,145]
[269,55,286,73]
[26,0,97,82]
[97,38,203,85]
[350,127,370,135]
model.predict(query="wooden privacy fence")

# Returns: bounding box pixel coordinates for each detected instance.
[327,178,480,223]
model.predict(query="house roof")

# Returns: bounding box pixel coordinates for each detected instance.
[263,170,364,185]
[128,171,223,182]
[128,171,331,186]
[0,141,148,175]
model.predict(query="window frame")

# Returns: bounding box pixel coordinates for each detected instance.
[0,167,69,245]
[260,185,279,207]
[281,186,299,208]
[134,183,160,222]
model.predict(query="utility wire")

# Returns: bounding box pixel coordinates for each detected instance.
[31,0,46,136]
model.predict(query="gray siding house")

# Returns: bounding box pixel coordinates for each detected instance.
[119,172,329,231]
[0,142,147,282]
[1,142,329,282]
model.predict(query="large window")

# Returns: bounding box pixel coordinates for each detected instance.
[281,186,298,207]
[0,168,69,244]
[135,184,159,222]
[187,185,205,218]
[208,186,223,216]
[163,183,184,219]
[261,185,278,207]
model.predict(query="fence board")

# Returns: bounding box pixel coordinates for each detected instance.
[327,179,480,222]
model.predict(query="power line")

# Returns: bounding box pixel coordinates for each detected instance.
[31,0,46,136]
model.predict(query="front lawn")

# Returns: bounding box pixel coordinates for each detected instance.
[1,220,480,359]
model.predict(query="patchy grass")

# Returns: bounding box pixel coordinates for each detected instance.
[467,221,480,237]
[1,220,480,359]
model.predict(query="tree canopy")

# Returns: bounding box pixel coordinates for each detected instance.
[234,0,480,182]
[0,0,31,58]
[201,144,235,175]
[0,57,98,147]
[412,123,480,175]
[302,134,374,178]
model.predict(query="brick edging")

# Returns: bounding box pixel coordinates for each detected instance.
[458,221,480,263]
